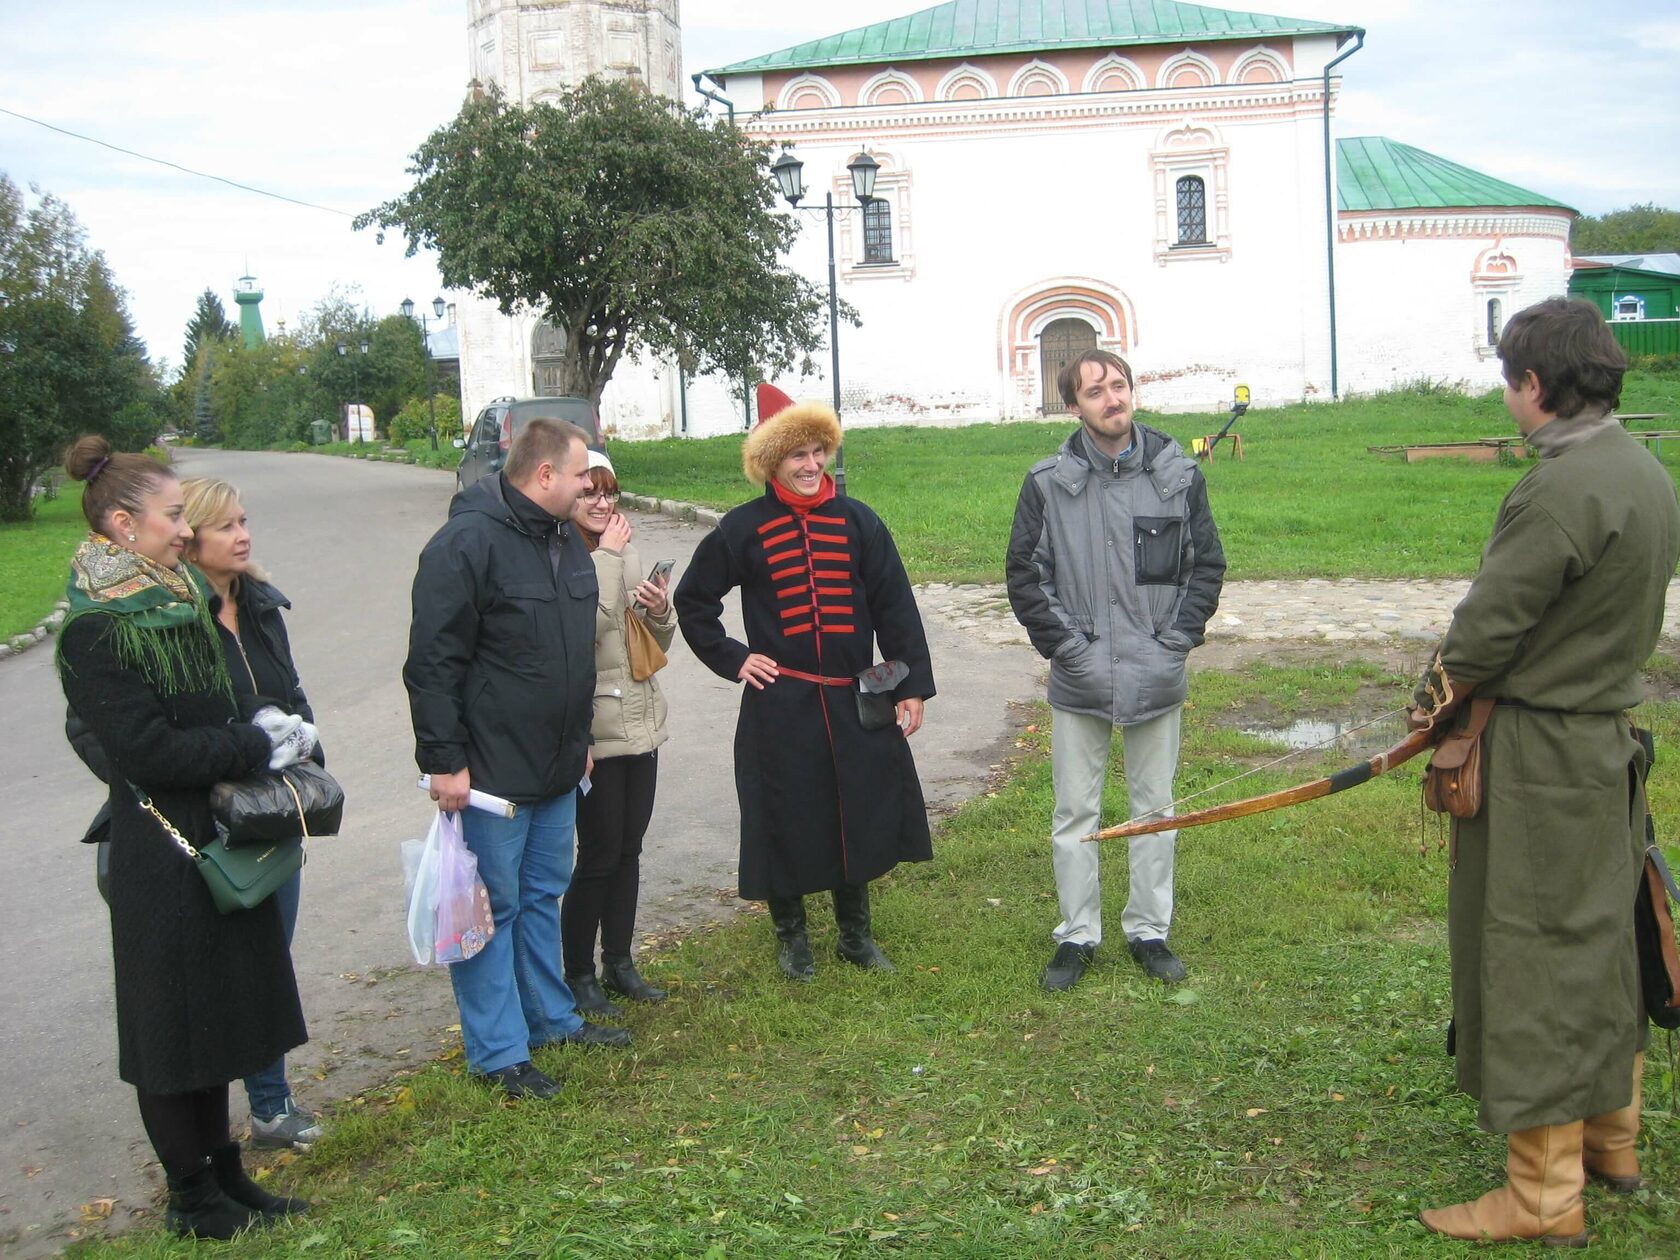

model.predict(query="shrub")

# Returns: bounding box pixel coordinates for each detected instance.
[388,393,463,445]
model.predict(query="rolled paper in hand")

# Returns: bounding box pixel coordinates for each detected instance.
[416,775,517,819]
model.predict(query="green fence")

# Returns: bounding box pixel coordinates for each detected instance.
[1609,318,1680,357]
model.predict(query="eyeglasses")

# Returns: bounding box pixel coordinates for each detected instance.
[581,490,619,504]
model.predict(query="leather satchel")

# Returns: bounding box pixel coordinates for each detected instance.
[134,786,303,915]
[1637,843,1680,1030]
[210,762,345,846]
[1422,698,1495,819]
[624,609,668,682]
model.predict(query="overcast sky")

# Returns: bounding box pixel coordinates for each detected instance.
[3,0,1674,373]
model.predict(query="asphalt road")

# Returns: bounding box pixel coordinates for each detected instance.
[0,448,1041,1254]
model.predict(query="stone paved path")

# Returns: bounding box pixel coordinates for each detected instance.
[912,578,1680,649]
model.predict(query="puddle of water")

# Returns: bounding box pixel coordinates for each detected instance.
[1240,717,1398,757]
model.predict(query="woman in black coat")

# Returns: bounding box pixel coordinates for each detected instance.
[675,387,935,981]
[55,437,313,1240]
[181,475,324,1151]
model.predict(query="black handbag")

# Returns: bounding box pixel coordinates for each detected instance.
[133,787,303,915]
[855,661,910,731]
[210,762,345,846]
[1632,727,1680,1029]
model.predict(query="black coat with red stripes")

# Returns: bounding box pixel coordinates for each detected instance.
[675,485,936,899]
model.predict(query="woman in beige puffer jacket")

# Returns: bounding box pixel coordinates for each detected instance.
[560,453,677,1015]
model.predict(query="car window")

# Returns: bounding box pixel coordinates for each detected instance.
[473,413,498,445]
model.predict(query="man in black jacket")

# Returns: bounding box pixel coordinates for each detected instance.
[405,418,625,1100]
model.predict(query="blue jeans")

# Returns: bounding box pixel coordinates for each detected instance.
[449,793,583,1073]
[244,868,302,1120]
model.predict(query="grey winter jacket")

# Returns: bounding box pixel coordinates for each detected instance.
[1006,424,1225,724]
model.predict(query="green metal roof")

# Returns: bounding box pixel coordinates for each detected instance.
[704,0,1359,77]
[1336,137,1571,213]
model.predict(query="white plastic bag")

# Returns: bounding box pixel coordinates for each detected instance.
[403,815,445,965]
[433,811,494,964]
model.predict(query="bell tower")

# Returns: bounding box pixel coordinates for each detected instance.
[457,1,686,437]
[466,0,683,104]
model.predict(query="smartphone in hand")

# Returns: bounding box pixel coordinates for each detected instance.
[650,558,675,583]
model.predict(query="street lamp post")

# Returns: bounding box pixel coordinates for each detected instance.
[402,296,447,451]
[770,148,880,497]
[336,338,369,441]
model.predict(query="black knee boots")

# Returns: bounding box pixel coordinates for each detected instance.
[767,895,815,980]
[832,883,895,972]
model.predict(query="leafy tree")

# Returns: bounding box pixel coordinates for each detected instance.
[0,173,163,520]
[1571,204,1680,256]
[181,288,237,374]
[356,78,843,403]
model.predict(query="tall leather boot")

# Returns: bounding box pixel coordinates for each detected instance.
[767,895,814,981]
[164,1161,266,1239]
[832,882,895,972]
[602,952,667,1004]
[1420,1122,1588,1247]
[1583,1051,1643,1193]
[210,1142,309,1217]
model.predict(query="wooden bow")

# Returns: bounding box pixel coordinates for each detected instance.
[1082,725,1440,843]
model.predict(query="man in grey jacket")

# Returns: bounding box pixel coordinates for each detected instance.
[1006,349,1225,990]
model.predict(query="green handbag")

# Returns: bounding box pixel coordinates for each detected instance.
[133,786,304,915]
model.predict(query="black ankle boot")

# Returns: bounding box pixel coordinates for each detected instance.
[767,895,815,981]
[832,883,895,972]
[211,1143,309,1217]
[602,954,667,1003]
[165,1161,266,1239]
[568,973,624,1017]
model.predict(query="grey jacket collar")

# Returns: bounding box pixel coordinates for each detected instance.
[1052,424,1195,500]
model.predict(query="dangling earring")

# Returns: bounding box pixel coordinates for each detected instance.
[127,533,137,543]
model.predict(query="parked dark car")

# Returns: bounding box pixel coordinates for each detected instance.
[455,396,604,491]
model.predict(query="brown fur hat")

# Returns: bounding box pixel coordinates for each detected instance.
[741,387,843,485]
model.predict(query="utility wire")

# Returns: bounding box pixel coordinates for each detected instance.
[0,104,354,218]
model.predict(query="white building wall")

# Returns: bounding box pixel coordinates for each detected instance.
[1335,213,1573,395]
[673,41,1357,430]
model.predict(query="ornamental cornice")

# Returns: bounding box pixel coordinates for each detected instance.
[1338,210,1572,243]
[745,83,1329,145]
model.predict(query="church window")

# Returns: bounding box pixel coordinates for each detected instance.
[863,200,894,264]
[1614,295,1646,320]
[1175,177,1208,245]
[1486,298,1502,346]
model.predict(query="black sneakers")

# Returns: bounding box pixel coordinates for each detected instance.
[1040,941,1096,991]
[1127,937,1188,984]
[481,1062,562,1099]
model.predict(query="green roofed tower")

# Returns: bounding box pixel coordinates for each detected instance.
[1336,137,1571,213]
[233,274,265,348]
[704,0,1358,76]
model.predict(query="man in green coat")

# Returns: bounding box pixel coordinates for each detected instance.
[1409,298,1679,1244]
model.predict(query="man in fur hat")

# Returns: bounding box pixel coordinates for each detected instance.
[675,385,935,980]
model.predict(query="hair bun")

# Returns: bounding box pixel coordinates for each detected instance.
[65,434,114,483]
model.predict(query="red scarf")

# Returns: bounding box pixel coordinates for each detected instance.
[769,473,837,517]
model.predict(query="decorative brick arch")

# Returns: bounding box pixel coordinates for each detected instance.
[1083,54,1146,94]
[1230,47,1289,84]
[860,68,924,106]
[778,73,840,111]
[1009,59,1071,97]
[1471,243,1522,286]
[1158,51,1219,89]
[997,279,1136,417]
[937,62,998,101]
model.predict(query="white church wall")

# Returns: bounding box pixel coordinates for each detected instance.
[722,73,1342,421]
[1335,214,1572,397]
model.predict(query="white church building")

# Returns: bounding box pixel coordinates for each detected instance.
[456,0,1575,438]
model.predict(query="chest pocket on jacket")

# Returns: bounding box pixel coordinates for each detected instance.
[494,581,554,663]
[1133,517,1183,586]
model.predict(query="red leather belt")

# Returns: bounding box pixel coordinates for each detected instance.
[777,666,852,687]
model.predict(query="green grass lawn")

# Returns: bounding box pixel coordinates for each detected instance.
[613,374,1680,584]
[71,660,1680,1259]
[0,485,85,638]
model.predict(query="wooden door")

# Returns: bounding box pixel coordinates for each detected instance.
[1039,318,1098,415]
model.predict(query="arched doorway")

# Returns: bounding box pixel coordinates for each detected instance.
[1039,318,1098,415]
[532,321,567,396]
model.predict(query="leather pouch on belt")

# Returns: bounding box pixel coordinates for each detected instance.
[1422,698,1495,819]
